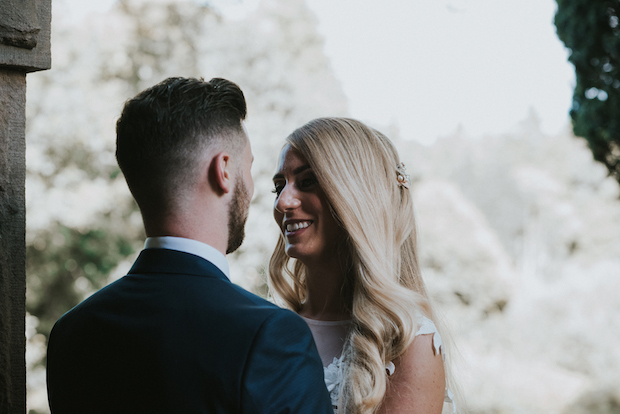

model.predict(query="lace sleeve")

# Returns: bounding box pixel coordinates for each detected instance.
[415,315,444,356]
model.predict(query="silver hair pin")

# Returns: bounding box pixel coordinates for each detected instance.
[396,163,411,189]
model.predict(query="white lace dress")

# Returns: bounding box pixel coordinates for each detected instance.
[302,314,455,413]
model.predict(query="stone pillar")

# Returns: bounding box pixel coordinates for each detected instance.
[0,1,51,413]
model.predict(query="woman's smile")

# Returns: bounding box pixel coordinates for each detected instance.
[284,220,313,235]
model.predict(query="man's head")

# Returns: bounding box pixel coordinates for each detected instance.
[116,77,253,253]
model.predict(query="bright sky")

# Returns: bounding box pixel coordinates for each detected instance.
[67,0,575,144]
[305,0,575,143]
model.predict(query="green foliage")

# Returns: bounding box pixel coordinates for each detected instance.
[555,0,620,183]
[26,224,136,339]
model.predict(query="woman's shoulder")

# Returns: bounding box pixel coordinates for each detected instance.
[411,313,456,412]
[381,318,447,414]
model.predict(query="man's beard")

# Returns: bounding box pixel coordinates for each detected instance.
[226,177,251,254]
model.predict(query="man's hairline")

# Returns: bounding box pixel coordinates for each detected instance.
[190,125,249,172]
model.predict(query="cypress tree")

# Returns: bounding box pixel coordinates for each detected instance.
[555,0,620,183]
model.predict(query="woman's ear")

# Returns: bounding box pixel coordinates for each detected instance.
[209,152,232,195]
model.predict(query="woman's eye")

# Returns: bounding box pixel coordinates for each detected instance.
[299,176,318,190]
[272,183,284,195]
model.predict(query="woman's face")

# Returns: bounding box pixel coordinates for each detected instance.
[273,145,344,264]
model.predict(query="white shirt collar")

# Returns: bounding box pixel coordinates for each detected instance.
[144,236,230,278]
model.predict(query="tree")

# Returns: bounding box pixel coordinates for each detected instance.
[555,0,620,183]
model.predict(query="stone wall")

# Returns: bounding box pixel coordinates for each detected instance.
[0,70,28,414]
[0,0,51,71]
[0,1,51,413]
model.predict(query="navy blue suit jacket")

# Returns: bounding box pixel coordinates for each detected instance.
[47,249,332,414]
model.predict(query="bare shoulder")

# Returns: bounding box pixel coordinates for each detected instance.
[379,333,446,414]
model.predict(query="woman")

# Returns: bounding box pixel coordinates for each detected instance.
[269,118,457,414]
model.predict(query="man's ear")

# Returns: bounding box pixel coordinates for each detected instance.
[209,152,232,195]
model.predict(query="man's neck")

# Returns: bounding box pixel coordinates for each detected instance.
[144,236,230,277]
[143,210,229,255]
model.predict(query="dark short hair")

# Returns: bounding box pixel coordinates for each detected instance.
[116,77,247,210]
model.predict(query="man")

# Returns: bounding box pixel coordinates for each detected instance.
[46,77,332,414]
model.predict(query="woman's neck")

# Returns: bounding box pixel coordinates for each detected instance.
[299,257,351,321]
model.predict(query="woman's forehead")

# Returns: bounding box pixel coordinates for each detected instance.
[276,144,308,171]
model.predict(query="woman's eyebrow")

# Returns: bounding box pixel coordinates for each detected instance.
[272,165,311,181]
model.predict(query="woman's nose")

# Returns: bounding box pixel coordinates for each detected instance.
[275,184,301,212]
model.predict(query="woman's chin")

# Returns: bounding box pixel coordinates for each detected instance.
[284,246,300,259]
[284,245,309,262]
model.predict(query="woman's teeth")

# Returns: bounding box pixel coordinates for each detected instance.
[286,221,310,232]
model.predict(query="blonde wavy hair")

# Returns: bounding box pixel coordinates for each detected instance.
[269,118,456,414]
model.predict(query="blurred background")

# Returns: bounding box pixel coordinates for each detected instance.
[24,0,620,413]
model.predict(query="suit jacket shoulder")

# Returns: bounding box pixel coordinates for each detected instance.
[47,248,332,414]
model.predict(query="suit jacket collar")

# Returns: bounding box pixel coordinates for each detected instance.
[128,248,231,283]
[144,236,229,277]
